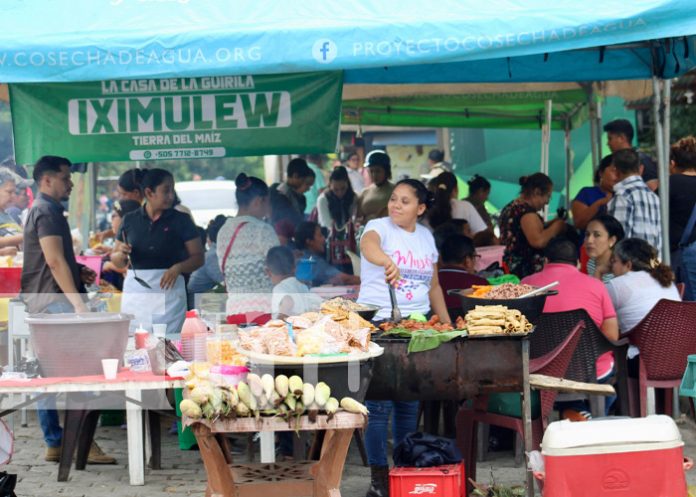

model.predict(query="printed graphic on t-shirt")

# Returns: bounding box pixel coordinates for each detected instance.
[392,249,434,301]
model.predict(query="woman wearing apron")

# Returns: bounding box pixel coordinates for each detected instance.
[111,169,204,334]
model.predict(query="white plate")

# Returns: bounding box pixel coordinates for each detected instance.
[237,341,384,365]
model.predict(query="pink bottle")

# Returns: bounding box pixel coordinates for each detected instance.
[181,310,208,362]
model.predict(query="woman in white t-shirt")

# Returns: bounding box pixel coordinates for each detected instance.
[357,178,450,497]
[425,171,489,236]
[607,238,680,377]
[607,238,680,332]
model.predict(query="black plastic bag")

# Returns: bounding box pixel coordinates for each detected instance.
[393,432,463,468]
[0,472,17,497]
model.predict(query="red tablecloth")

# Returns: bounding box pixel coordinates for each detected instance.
[0,370,183,388]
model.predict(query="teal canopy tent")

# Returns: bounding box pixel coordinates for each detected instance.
[1,0,694,263]
[0,0,695,83]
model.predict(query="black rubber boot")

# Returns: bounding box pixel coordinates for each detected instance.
[365,465,389,497]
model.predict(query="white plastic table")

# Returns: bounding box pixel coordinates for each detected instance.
[0,372,183,485]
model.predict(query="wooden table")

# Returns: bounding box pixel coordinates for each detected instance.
[185,412,365,497]
[0,372,184,485]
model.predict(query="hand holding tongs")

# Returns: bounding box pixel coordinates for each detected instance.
[388,284,402,322]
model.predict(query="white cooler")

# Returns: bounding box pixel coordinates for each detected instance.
[541,415,687,497]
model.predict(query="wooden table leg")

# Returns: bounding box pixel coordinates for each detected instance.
[192,424,235,497]
[311,428,355,497]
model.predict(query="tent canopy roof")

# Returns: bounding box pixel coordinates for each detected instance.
[342,89,588,129]
[1,0,695,83]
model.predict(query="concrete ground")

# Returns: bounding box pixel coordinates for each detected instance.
[7,410,696,497]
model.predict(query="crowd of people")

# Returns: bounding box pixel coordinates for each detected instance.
[0,118,695,481]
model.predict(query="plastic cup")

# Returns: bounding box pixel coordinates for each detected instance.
[152,324,167,339]
[101,358,119,380]
[135,328,149,349]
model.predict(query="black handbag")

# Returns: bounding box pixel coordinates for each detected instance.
[393,432,463,468]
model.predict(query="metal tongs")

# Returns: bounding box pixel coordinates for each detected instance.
[519,280,559,298]
[121,229,152,289]
[388,283,402,322]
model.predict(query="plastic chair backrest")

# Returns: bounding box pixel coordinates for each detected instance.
[529,321,585,419]
[345,250,361,276]
[677,282,686,299]
[625,299,696,382]
[531,309,614,384]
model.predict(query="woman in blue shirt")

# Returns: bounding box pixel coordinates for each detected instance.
[571,154,617,232]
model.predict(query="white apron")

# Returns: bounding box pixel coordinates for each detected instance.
[120,269,187,335]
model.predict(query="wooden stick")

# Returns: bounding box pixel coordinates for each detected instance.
[530,374,615,396]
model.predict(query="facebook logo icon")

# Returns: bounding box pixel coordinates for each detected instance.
[312,39,337,64]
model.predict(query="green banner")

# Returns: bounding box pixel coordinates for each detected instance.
[10,72,343,163]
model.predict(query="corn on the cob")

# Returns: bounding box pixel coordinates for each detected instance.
[246,373,264,397]
[236,402,251,417]
[202,402,216,420]
[314,382,331,407]
[289,375,304,396]
[285,393,297,411]
[237,381,257,411]
[225,387,238,408]
[179,399,202,419]
[340,397,368,415]
[190,386,212,405]
[302,383,315,406]
[324,397,339,420]
[275,374,289,398]
[270,389,282,407]
[261,374,275,399]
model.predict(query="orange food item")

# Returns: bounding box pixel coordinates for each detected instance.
[470,285,493,298]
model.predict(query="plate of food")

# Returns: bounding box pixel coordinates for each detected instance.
[463,304,533,338]
[448,283,557,323]
[321,297,381,322]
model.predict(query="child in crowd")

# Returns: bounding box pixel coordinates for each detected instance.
[437,234,489,310]
[266,246,322,319]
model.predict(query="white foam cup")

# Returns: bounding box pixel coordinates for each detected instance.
[101,358,119,380]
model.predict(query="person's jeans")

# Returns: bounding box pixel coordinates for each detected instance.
[682,242,696,301]
[365,400,419,467]
[36,300,74,448]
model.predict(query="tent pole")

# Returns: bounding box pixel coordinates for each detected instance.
[588,87,599,172]
[541,99,552,220]
[652,76,670,264]
[595,90,603,163]
[564,119,572,211]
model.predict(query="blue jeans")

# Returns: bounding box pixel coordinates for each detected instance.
[36,300,74,447]
[365,400,419,467]
[682,242,696,301]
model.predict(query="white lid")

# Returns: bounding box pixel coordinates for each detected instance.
[542,416,682,454]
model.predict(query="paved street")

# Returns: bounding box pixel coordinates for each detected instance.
[7,410,696,496]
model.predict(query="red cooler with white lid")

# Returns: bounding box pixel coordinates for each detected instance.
[541,415,686,497]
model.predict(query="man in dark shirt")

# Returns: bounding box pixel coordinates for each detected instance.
[21,156,114,464]
[604,119,659,191]
[270,158,315,227]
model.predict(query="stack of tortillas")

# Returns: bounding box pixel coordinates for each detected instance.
[465,305,533,335]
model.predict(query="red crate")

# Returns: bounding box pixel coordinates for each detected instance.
[390,464,465,497]
[0,267,22,296]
